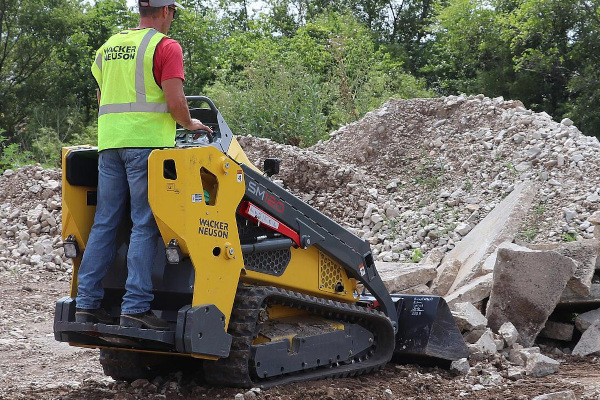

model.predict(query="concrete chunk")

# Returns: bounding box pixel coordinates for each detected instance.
[575,307,600,332]
[525,353,560,377]
[539,321,574,342]
[474,329,497,355]
[433,182,537,295]
[451,302,488,332]
[529,239,599,297]
[450,358,470,375]
[431,258,460,295]
[498,322,519,347]
[376,261,437,294]
[445,274,493,307]
[508,346,540,366]
[486,246,576,347]
[572,319,600,356]
[532,391,576,400]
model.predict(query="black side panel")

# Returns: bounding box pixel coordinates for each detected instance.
[241,165,397,327]
[66,149,99,187]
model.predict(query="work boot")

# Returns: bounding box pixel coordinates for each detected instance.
[120,310,169,331]
[75,308,116,324]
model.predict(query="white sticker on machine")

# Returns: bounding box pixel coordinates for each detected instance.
[191,193,203,203]
[237,170,243,183]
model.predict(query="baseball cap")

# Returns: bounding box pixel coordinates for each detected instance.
[139,0,184,9]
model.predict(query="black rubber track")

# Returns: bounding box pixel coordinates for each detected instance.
[203,285,396,388]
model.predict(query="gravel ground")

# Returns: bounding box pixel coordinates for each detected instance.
[1,269,599,400]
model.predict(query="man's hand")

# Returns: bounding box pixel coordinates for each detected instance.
[185,118,213,135]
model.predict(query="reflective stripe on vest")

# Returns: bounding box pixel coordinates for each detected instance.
[98,29,167,117]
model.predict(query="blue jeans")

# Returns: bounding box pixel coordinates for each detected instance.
[76,148,159,315]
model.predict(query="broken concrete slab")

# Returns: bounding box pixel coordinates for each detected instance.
[572,319,600,356]
[431,258,460,295]
[539,321,574,342]
[486,246,576,347]
[451,302,487,332]
[575,307,600,332]
[433,181,537,295]
[525,353,560,377]
[528,239,599,297]
[531,391,576,400]
[376,261,437,294]
[444,273,493,307]
[559,283,600,307]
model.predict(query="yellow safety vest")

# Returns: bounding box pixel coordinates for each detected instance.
[91,28,176,151]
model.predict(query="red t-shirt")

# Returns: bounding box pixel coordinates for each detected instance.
[153,37,185,87]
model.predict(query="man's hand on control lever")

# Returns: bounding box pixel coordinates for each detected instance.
[184,119,213,139]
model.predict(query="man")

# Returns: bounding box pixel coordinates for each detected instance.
[75,0,211,330]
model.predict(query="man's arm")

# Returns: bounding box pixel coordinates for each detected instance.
[162,78,212,133]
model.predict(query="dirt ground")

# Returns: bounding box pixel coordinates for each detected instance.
[1,269,599,400]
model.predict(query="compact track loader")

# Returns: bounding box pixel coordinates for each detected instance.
[54,96,468,387]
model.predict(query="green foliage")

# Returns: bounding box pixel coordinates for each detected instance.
[207,11,431,146]
[0,134,35,172]
[207,59,328,146]
[2,0,600,162]
[410,248,424,263]
[562,233,577,242]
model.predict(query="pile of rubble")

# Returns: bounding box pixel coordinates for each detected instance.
[0,166,68,279]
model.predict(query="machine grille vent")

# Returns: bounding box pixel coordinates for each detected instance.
[238,216,291,276]
[319,252,343,293]
[243,248,291,276]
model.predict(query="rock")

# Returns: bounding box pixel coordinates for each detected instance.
[383,388,394,400]
[525,353,560,377]
[444,274,493,307]
[498,322,519,347]
[454,223,472,236]
[572,319,600,356]
[508,346,540,366]
[376,261,437,293]
[486,246,577,347]
[474,329,497,355]
[506,366,525,381]
[450,358,470,375]
[463,328,487,344]
[539,321,574,342]
[575,307,600,332]
[436,181,538,295]
[561,118,574,126]
[431,258,461,295]
[451,302,487,332]
[529,239,599,298]
[532,392,576,400]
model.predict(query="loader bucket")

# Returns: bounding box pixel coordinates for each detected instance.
[392,294,468,365]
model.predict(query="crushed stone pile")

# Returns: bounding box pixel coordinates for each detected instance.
[2,93,600,273]
[240,94,600,262]
[0,166,67,278]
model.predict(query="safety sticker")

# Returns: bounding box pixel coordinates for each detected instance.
[359,263,366,276]
[237,170,243,183]
[191,193,203,203]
